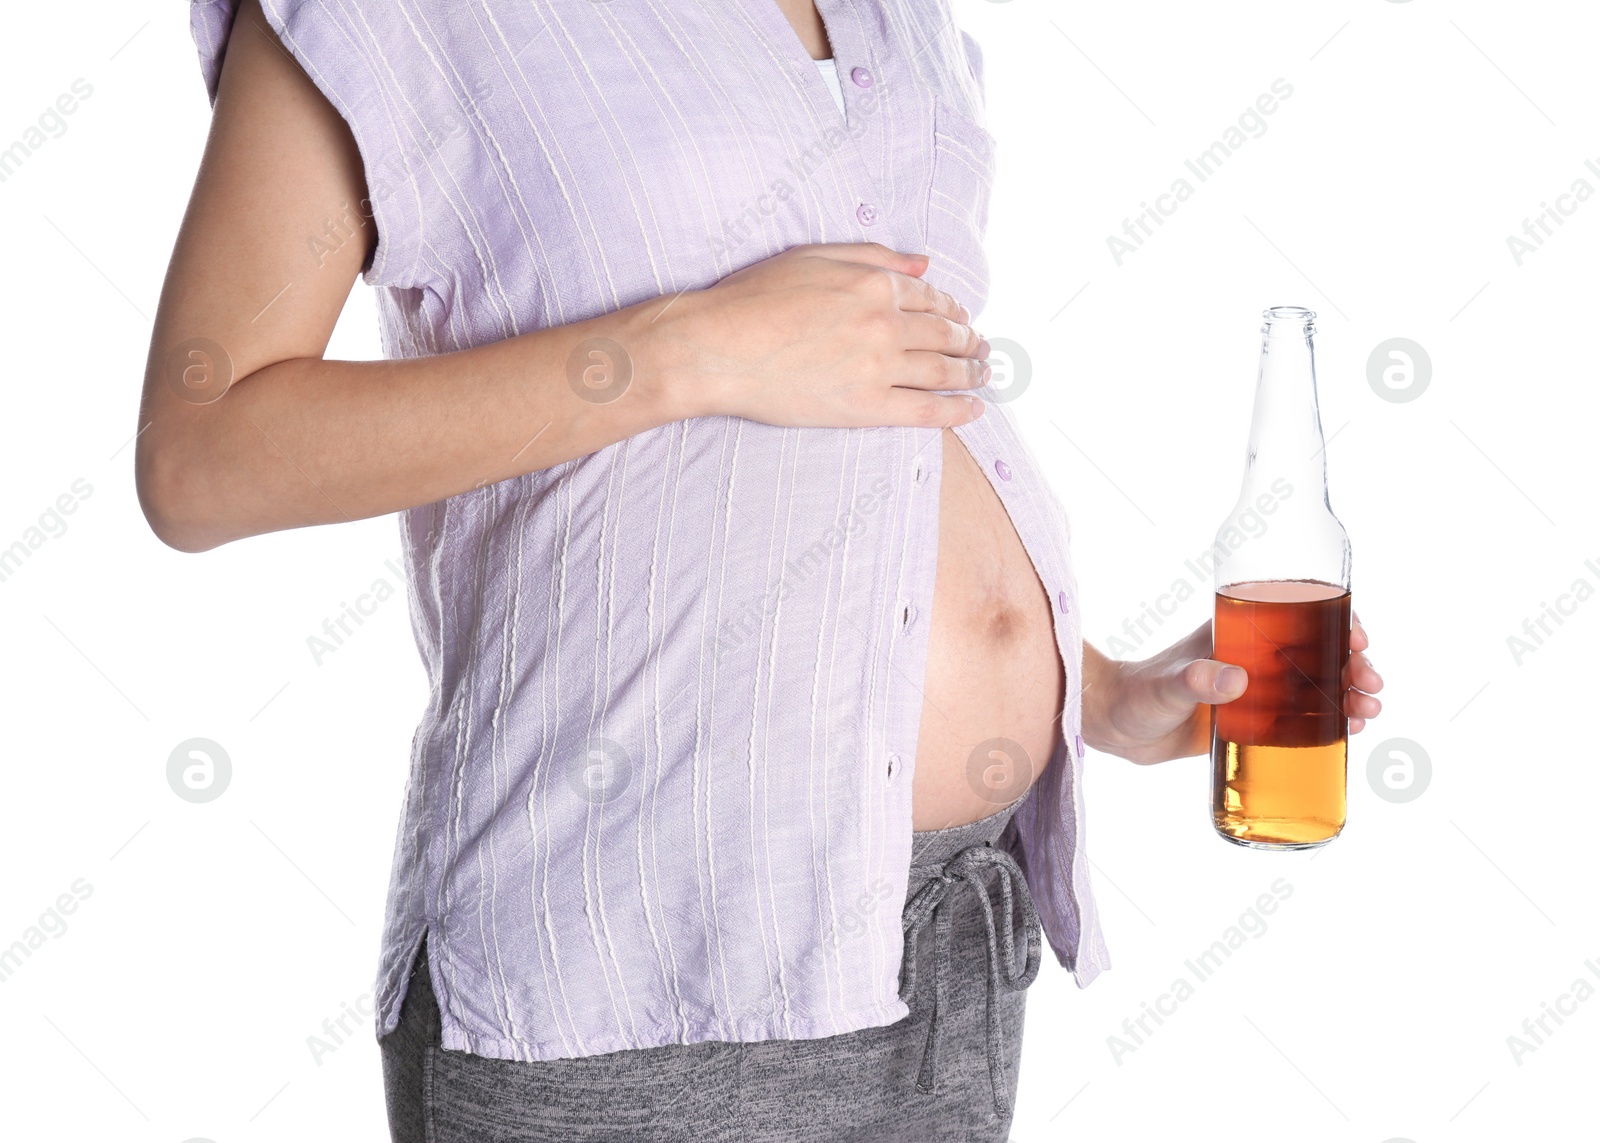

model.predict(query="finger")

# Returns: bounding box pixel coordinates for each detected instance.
[883,268,969,325]
[807,241,930,277]
[1350,716,1366,735]
[874,389,985,427]
[898,350,992,392]
[899,311,986,358]
[1160,659,1248,718]
[1350,611,1369,653]
[1344,651,1383,695]
[1345,688,1382,721]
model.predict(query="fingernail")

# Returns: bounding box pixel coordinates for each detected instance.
[968,396,984,417]
[1218,666,1246,695]
[979,363,993,384]
[976,337,991,359]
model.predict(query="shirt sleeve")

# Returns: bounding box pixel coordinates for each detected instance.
[188,0,428,291]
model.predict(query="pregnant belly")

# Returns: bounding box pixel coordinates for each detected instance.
[911,428,1066,831]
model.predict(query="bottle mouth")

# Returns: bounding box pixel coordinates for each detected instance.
[1262,305,1316,337]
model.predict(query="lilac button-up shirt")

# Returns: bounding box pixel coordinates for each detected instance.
[192,0,1108,1062]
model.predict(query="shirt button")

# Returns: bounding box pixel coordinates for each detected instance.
[1057,590,1069,613]
[851,66,874,89]
[912,457,927,483]
[856,202,878,226]
[886,753,901,781]
[994,459,1013,481]
[897,599,918,629]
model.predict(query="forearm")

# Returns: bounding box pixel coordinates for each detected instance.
[137,299,689,552]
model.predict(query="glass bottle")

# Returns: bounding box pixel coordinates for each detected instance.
[1211,306,1352,849]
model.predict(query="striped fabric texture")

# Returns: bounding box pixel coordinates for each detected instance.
[191,0,1108,1062]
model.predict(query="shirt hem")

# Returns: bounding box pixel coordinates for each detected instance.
[429,999,915,1063]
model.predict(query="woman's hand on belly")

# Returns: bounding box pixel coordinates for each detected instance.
[657,243,991,429]
[1082,614,1386,765]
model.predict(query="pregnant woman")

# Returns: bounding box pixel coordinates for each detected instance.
[143,2,1381,1139]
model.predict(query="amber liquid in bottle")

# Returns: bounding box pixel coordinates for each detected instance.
[1212,580,1351,847]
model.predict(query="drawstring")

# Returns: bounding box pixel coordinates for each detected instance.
[898,842,1041,1117]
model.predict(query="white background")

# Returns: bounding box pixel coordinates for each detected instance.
[1,2,1595,1141]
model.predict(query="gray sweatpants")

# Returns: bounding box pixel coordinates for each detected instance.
[379,794,1041,1142]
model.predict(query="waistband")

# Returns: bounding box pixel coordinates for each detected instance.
[909,787,1030,874]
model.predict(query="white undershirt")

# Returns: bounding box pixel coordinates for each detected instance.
[814,57,846,116]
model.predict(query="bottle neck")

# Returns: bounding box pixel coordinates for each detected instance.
[1215,307,1350,592]
[1239,321,1329,498]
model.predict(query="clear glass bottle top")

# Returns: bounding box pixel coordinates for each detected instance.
[1213,306,1351,593]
